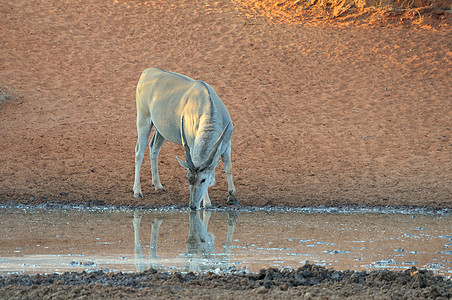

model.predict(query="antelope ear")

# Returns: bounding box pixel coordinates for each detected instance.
[176,156,189,170]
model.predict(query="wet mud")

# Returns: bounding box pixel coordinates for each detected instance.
[1,265,451,299]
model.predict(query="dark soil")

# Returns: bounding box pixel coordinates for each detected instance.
[1,265,451,299]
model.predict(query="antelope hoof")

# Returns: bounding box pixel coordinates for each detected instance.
[226,190,239,206]
[153,184,165,192]
[134,192,143,198]
[190,205,199,211]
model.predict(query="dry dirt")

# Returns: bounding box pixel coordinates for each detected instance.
[0,0,451,298]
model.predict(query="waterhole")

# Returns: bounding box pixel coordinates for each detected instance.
[0,206,450,276]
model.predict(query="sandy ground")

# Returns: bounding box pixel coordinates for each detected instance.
[0,0,451,297]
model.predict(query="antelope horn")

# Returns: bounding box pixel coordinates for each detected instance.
[199,121,231,171]
[181,117,196,171]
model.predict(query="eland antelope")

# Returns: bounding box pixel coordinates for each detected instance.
[133,68,238,210]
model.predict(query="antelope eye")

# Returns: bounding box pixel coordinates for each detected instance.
[200,179,206,183]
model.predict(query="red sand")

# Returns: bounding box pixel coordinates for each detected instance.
[0,0,451,208]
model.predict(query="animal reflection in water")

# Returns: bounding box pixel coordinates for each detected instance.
[133,211,239,272]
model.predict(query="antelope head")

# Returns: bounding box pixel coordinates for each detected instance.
[177,119,231,210]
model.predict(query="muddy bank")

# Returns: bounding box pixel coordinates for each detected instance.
[1,265,451,299]
[1,204,450,298]
[1,201,450,214]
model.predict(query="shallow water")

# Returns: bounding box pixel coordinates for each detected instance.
[0,207,450,276]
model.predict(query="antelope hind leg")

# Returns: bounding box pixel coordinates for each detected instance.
[221,143,239,205]
[149,130,166,191]
[133,118,152,198]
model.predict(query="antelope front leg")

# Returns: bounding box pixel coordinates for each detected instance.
[203,190,212,208]
[202,172,217,209]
